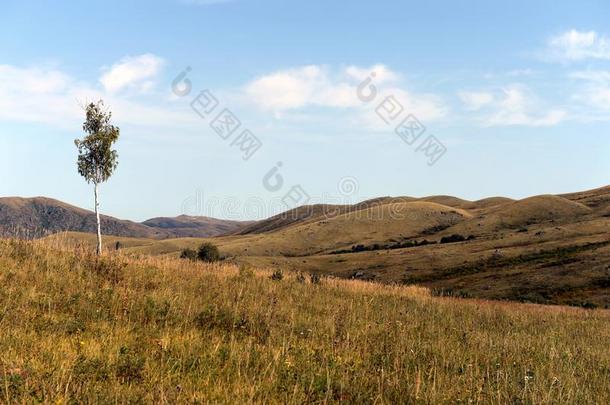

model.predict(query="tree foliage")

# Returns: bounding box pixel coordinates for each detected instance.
[74,101,120,184]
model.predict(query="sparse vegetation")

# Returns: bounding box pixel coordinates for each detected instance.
[179,247,198,261]
[440,234,473,244]
[197,242,220,262]
[180,243,222,262]
[309,272,322,285]
[331,239,437,254]
[0,238,608,403]
[270,269,284,281]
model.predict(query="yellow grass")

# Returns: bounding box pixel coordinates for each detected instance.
[0,238,609,403]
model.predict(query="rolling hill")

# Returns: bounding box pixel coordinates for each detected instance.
[40,185,610,307]
[141,215,254,237]
[6,186,610,307]
[0,197,251,239]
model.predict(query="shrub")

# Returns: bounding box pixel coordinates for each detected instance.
[579,301,598,310]
[180,248,198,261]
[197,243,220,262]
[440,234,467,244]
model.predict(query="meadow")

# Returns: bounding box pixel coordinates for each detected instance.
[0,238,609,403]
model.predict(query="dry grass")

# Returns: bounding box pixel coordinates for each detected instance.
[0,238,609,403]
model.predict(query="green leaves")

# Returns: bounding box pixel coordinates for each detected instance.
[74,100,120,184]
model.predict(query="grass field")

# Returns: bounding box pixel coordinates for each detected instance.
[1,238,609,403]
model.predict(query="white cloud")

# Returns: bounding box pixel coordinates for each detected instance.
[569,70,610,111]
[458,85,565,127]
[482,86,566,127]
[245,65,329,110]
[345,64,399,84]
[243,64,446,122]
[458,91,494,111]
[547,30,610,61]
[568,70,610,82]
[100,54,165,94]
[585,88,610,110]
[0,60,195,131]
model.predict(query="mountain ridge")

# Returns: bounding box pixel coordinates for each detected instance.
[1,185,608,240]
[0,196,251,239]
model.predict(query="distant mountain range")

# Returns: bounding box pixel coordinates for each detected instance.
[0,197,252,239]
[1,186,609,241]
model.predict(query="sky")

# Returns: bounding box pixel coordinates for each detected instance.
[1,0,609,221]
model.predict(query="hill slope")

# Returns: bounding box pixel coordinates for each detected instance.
[0,197,251,239]
[50,185,610,307]
[224,200,472,256]
[0,238,608,403]
[0,197,165,239]
[142,215,253,237]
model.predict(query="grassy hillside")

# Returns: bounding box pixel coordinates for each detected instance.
[41,186,610,307]
[0,239,609,403]
[0,197,166,239]
[0,197,251,239]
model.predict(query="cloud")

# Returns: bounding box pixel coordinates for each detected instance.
[345,64,399,84]
[243,64,446,122]
[568,70,610,82]
[100,54,165,94]
[547,30,610,61]
[458,91,494,111]
[245,65,330,110]
[458,85,565,127]
[583,88,610,110]
[0,60,195,131]
[569,70,610,111]
[482,86,566,127]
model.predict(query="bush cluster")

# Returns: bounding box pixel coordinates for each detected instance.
[180,243,221,262]
[440,234,475,244]
[331,239,436,254]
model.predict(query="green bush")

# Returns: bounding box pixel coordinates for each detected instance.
[180,244,221,262]
[197,243,220,262]
[180,248,198,261]
[440,234,467,244]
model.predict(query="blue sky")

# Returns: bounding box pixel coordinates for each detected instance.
[1,0,609,221]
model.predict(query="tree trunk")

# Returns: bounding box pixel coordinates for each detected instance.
[94,182,102,255]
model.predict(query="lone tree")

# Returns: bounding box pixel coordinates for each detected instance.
[74,100,120,255]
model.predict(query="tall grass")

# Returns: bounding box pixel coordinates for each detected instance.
[0,238,608,403]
